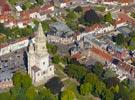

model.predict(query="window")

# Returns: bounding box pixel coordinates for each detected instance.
[43,71,46,74]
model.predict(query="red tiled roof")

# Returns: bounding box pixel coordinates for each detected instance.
[114,12,133,25]
[29,6,40,14]
[90,46,113,62]
[40,3,53,11]
[63,0,71,3]
[71,52,81,60]
[0,0,11,14]
[20,11,30,19]
[104,0,133,3]
[85,24,103,32]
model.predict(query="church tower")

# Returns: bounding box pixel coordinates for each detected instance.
[28,43,35,77]
[28,23,54,86]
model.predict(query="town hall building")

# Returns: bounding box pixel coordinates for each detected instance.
[27,23,54,86]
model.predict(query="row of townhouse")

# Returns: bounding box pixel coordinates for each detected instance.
[0,37,30,56]
[87,0,135,5]
[47,10,135,46]
[0,0,74,28]
[0,3,55,28]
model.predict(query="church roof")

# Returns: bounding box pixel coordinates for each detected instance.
[31,66,40,72]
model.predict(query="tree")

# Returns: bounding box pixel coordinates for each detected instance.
[111,85,119,94]
[83,73,98,85]
[21,74,32,89]
[92,62,104,78]
[103,68,117,79]
[131,12,135,18]
[52,54,61,64]
[119,85,130,100]
[94,81,106,96]
[66,11,77,21]
[61,89,75,100]
[8,0,18,5]
[38,88,56,100]
[115,33,125,45]
[66,21,78,30]
[12,72,32,89]
[10,87,20,99]
[12,72,22,87]
[0,92,13,100]
[46,42,57,55]
[74,6,83,13]
[65,10,78,30]
[41,21,50,32]
[83,9,100,25]
[105,77,120,88]
[65,64,87,81]
[16,88,27,100]
[128,88,135,100]
[35,0,44,5]
[45,77,64,95]
[104,12,113,23]
[80,82,92,95]
[26,86,37,100]
[102,89,114,100]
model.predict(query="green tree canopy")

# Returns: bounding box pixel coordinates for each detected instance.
[12,72,32,89]
[83,73,98,85]
[115,33,125,45]
[21,74,32,89]
[94,81,106,96]
[104,12,113,23]
[8,0,18,5]
[92,62,104,78]
[41,21,50,32]
[80,82,92,95]
[0,92,13,100]
[12,72,22,87]
[74,6,83,13]
[65,64,87,81]
[61,89,75,100]
[52,54,61,64]
[102,89,114,100]
[65,10,78,30]
[26,86,37,100]
[66,11,77,21]
[46,42,57,55]
[83,9,100,25]
[37,88,56,100]
[35,0,44,5]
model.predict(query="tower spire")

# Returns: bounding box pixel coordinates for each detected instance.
[35,23,48,56]
[35,23,46,42]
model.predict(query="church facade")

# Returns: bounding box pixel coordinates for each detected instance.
[27,23,54,86]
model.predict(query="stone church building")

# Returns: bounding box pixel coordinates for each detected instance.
[27,23,54,86]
